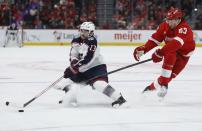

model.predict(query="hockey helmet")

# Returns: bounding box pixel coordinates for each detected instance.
[166,7,184,20]
[80,22,95,32]
[80,22,95,37]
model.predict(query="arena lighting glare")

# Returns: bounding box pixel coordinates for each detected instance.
[194,8,198,11]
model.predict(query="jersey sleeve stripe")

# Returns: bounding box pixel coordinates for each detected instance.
[174,36,184,45]
[149,37,161,45]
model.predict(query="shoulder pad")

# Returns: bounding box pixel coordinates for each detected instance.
[71,37,80,44]
[73,35,80,39]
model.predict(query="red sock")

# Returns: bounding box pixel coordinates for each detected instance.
[158,76,171,85]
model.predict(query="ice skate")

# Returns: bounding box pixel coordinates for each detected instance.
[54,83,71,92]
[58,84,79,107]
[57,85,71,104]
[142,85,156,93]
[112,95,128,108]
[157,85,168,98]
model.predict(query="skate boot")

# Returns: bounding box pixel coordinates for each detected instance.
[62,85,70,93]
[143,84,168,98]
[157,85,168,98]
[112,95,127,108]
[142,85,156,93]
[55,84,70,92]
[142,86,151,93]
[60,85,78,107]
[58,85,70,104]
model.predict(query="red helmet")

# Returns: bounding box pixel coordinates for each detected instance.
[166,7,184,20]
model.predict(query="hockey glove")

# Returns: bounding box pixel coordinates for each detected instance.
[70,59,79,75]
[152,49,163,63]
[133,46,145,61]
[64,67,72,78]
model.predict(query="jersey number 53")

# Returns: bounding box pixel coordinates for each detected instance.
[178,28,187,34]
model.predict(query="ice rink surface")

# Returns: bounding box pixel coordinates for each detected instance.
[0,46,202,131]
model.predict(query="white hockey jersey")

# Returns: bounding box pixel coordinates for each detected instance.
[69,36,105,72]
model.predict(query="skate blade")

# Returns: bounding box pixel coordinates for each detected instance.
[113,101,130,109]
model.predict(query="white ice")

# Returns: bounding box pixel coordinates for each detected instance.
[0,46,202,131]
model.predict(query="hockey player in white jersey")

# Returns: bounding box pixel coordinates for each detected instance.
[57,22,127,108]
[3,23,21,48]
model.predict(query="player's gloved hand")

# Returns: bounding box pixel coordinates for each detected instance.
[70,59,79,75]
[64,67,71,78]
[133,46,145,61]
[152,49,163,63]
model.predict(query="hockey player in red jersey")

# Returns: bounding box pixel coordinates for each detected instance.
[133,7,195,97]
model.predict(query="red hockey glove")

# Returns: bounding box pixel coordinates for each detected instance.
[152,49,163,63]
[133,46,145,61]
[70,59,79,74]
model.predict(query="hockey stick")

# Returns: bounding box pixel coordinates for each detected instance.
[6,76,64,108]
[85,58,153,82]
[107,58,152,75]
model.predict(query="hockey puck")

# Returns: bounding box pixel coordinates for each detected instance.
[58,100,63,104]
[5,101,10,106]
[18,109,24,112]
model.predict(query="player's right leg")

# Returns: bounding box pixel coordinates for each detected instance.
[54,78,81,106]
[143,53,189,97]
[16,34,21,48]
[3,34,10,47]
[60,83,80,107]
[142,53,177,97]
[82,64,128,108]
[92,80,128,108]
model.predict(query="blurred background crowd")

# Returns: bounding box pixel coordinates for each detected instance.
[0,0,202,30]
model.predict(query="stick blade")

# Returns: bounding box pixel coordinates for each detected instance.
[5,101,24,108]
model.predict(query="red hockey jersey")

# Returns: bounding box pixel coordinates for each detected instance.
[149,20,195,57]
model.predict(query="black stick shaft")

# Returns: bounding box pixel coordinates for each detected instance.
[108,58,152,75]
[23,98,35,107]
[85,58,152,84]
